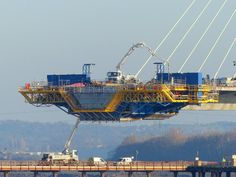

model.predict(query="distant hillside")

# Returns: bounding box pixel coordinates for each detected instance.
[111,130,236,162]
[0,120,236,160]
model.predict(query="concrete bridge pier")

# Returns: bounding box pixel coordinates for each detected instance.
[100,171,105,177]
[34,171,39,177]
[226,171,231,177]
[216,172,222,177]
[191,172,196,177]
[3,171,9,177]
[128,171,133,177]
[52,171,58,177]
[81,172,87,177]
[211,172,216,177]
[146,171,152,177]
[198,171,205,177]
[173,171,178,177]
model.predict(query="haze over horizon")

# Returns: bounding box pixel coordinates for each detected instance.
[0,0,236,123]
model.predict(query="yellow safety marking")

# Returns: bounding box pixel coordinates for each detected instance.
[59,89,79,111]
[105,92,123,112]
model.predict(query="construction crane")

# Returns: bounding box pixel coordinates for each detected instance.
[41,117,80,162]
[63,117,80,154]
[107,42,158,83]
[116,42,155,72]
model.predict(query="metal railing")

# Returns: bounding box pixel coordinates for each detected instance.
[0,160,194,172]
[19,82,219,105]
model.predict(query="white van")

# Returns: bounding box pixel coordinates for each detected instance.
[116,156,134,165]
[88,157,107,166]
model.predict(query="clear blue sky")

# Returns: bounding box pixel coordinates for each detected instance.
[0,0,236,123]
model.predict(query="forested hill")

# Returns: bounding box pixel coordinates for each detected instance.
[0,120,236,160]
[111,129,236,162]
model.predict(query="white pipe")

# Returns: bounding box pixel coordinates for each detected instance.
[214,38,236,79]
[178,0,228,73]
[135,0,197,78]
[166,0,213,64]
[198,8,236,72]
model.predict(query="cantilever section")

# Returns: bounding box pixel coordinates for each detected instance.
[19,83,218,110]
[18,87,65,105]
[19,82,219,121]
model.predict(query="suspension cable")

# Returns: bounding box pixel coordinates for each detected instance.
[135,0,197,78]
[178,0,228,73]
[214,38,236,79]
[165,0,213,64]
[198,8,236,72]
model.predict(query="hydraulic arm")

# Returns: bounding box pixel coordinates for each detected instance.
[116,42,157,73]
[63,117,80,154]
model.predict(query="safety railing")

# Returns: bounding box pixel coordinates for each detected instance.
[20,82,218,104]
[20,82,214,92]
[0,160,194,171]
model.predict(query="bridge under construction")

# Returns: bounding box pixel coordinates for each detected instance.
[19,0,236,122]
[19,0,236,123]
[18,0,236,172]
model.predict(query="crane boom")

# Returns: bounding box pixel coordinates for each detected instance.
[107,42,159,84]
[63,117,80,154]
[116,42,155,72]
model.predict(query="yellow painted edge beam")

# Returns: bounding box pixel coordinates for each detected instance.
[59,90,121,113]
[19,90,60,94]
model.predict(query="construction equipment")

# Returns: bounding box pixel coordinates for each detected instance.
[41,118,80,163]
[38,100,81,163]
[41,150,78,163]
[107,42,158,84]
[62,117,80,154]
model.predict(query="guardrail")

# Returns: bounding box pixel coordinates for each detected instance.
[0,160,193,172]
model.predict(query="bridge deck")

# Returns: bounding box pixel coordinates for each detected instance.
[1,161,236,177]
[183,103,236,110]
[0,161,192,172]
